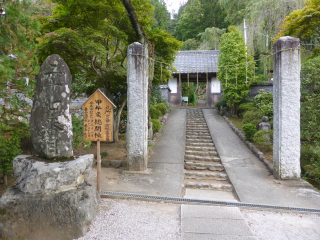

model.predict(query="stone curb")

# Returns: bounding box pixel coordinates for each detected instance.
[222,116,273,174]
[147,110,171,154]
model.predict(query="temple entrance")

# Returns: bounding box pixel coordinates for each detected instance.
[168,50,222,107]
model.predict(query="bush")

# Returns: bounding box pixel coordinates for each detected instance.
[181,82,196,98]
[150,85,165,105]
[242,110,261,129]
[72,115,91,149]
[242,123,257,141]
[155,103,167,115]
[215,98,227,109]
[188,103,194,106]
[238,102,257,113]
[301,94,320,142]
[150,119,161,133]
[253,129,273,151]
[300,56,320,142]
[0,123,23,179]
[254,90,273,120]
[149,106,162,119]
[189,93,197,106]
[301,144,320,182]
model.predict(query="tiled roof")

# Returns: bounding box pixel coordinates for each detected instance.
[173,50,219,74]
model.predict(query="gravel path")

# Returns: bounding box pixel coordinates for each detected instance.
[241,209,320,240]
[77,198,320,240]
[76,198,181,240]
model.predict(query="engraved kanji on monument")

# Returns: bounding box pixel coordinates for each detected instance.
[30,54,73,159]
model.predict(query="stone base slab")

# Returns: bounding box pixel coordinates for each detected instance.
[13,154,94,193]
[0,183,99,240]
[122,168,152,175]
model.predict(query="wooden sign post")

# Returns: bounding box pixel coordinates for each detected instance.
[83,89,116,195]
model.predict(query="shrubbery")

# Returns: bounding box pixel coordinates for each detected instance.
[181,82,197,106]
[189,93,197,106]
[254,90,273,120]
[301,144,320,182]
[150,119,161,133]
[242,123,257,141]
[149,106,162,119]
[242,110,260,129]
[0,123,24,183]
[155,103,167,115]
[72,116,91,149]
[150,85,165,105]
[238,102,257,113]
[253,129,273,151]
[300,56,320,143]
[215,98,228,109]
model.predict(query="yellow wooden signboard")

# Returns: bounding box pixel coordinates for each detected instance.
[83,89,116,142]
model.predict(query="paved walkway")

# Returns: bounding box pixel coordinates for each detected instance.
[92,107,320,240]
[181,205,257,240]
[203,109,320,209]
[95,108,186,197]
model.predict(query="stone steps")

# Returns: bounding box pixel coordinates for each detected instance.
[184,162,224,171]
[185,171,228,181]
[186,130,210,134]
[186,142,215,147]
[184,180,233,192]
[186,133,210,136]
[186,139,213,143]
[183,108,234,196]
[185,146,216,151]
[185,150,218,156]
[186,135,212,140]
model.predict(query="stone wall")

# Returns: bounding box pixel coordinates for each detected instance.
[248,83,273,99]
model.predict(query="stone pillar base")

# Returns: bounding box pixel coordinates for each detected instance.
[0,154,99,239]
[0,184,99,240]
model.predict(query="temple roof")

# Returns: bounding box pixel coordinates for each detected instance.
[173,50,219,74]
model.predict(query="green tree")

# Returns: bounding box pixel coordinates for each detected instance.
[219,0,305,75]
[197,27,226,50]
[37,0,180,141]
[300,55,320,142]
[175,0,228,41]
[277,0,320,39]
[0,0,40,184]
[181,38,199,50]
[217,26,255,116]
[150,0,170,31]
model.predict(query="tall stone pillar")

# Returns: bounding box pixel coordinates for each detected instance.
[127,42,148,171]
[273,36,301,179]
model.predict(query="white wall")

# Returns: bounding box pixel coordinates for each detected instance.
[211,77,221,93]
[168,78,177,93]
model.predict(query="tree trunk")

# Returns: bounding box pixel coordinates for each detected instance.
[114,99,127,142]
[121,0,147,45]
[121,0,155,128]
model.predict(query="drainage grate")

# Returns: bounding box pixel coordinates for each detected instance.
[101,191,320,214]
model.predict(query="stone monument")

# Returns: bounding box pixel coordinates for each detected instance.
[259,116,271,131]
[0,55,99,240]
[30,54,73,159]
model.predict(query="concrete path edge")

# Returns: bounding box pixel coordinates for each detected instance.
[222,115,274,174]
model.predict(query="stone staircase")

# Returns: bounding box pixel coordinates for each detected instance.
[183,109,234,192]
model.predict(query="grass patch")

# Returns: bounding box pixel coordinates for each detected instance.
[228,117,244,132]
